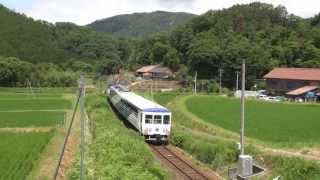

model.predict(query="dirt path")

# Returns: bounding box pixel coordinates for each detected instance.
[0,127,54,132]
[57,135,78,180]
[0,109,68,112]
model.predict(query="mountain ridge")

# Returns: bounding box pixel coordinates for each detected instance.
[87,11,196,37]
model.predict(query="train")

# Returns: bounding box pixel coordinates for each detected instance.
[107,84,171,143]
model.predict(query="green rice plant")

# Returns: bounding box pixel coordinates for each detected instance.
[0,93,63,100]
[0,132,54,180]
[0,99,71,111]
[186,96,320,143]
[0,111,65,127]
[0,87,77,94]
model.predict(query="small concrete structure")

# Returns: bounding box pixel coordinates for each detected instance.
[234,90,259,98]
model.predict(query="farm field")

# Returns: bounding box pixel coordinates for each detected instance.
[0,99,71,111]
[0,111,64,127]
[0,132,54,179]
[0,88,73,179]
[0,93,63,100]
[185,96,320,144]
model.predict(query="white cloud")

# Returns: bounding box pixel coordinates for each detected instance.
[20,0,320,25]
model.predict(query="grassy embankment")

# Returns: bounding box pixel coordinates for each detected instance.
[152,92,320,179]
[68,92,168,180]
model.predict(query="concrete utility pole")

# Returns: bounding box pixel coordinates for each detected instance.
[194,71,197,95]
[240,60,245,155]
[26,79,35,98]
[219,68,223,93]
[79,75,86,180]
[236,71,239,91]
[151,79,154,101]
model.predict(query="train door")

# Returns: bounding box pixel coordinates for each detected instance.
[138,112,142,134]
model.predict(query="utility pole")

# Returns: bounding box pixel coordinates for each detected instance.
[26,79,35,98]
[151,79,154,101]
[240,60,245,155]
[79,75,86,180]
[194,71,197,95]
[219,68,223,93]
[236,71,239,91]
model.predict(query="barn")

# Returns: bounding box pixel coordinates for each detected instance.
[263,68,320,96]
[136,65,173,79]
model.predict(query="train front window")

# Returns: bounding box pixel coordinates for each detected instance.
[145,115,152,124]
[154,115,162,124]
[163,115,170,124]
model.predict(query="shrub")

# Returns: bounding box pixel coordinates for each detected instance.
[267,156,320,180]
[170,128,239,170]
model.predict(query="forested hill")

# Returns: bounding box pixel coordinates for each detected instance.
[87,11,196,37]
[0,4,124,65]
[130,2,320,87]
[1,2,320,89]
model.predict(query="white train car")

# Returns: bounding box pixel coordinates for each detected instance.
[108,85,171,143]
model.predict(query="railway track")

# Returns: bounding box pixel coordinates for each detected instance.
[150,145,210,180]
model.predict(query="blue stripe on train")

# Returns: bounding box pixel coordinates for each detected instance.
[143,108,170,113]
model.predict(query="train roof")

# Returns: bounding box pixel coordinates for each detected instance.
[111,86,170,113]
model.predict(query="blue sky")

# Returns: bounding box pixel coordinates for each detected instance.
[0,0,319,25]
[1,0,38,11]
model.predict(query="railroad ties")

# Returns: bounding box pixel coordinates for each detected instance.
[150,145,209,180]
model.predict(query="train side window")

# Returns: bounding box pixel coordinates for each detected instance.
[145,115,152,124]
[154,115,162,124]
[163,115,170,124]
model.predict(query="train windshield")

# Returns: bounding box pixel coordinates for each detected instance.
[163,115,170,124]
[144,114,170,124]
[145,115,152,124]
[154,115,162,124]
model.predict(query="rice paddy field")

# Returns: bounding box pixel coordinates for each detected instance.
[0,88,73,179]
[0,132,54,179]
[185,96,320,144]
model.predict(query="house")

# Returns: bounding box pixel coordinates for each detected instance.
[263,68,320,95]
[136,65,173,79]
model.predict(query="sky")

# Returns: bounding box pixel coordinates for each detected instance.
[0,0,319,25]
